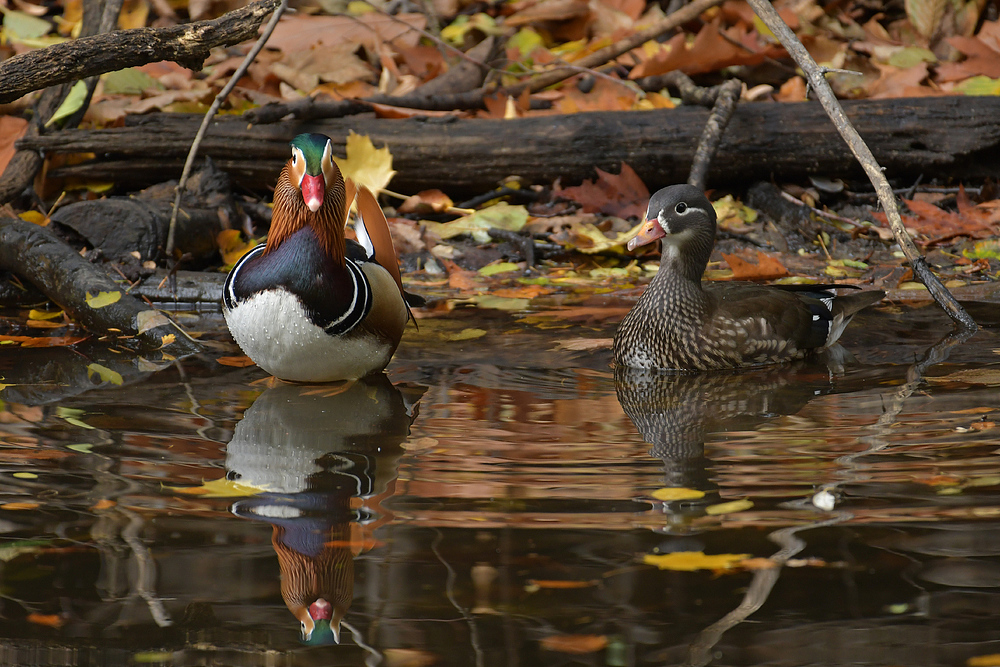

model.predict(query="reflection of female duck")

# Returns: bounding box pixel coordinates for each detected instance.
[228,375,420,643]
[615,365,831,494]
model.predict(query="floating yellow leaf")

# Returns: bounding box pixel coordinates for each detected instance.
[165,477,265,498]
[159,333,176,348]
[333,131,396,196]
[12,472,38,479]
[87,363,122,385]
[705,499,754,515]
[448,328,487,341]
[85,291,122,309]
[643,551,750,571]
[651,487,705,501]
[27,308,63,321]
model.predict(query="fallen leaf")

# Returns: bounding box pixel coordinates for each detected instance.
[217,355,257,368]
[45,80,88,127]
[556,162,649,219]
[26,613,63,629]
[0,335,88,348]
[448,328,487,341]
[722,251,789,280]
[333,131,396,195]
[705,499,754,515]
[136,310,170,335]
[651,487,706,501]
[383,648,438,667]
[0,116,29,174]
[165,477,265,498]
[399,189,454,214]
[85,291,122,309]
[479,262,521,276]
[968,654,1000,667]
[27,309,63,321]
[540,634,608,654]
[431,203,529,242]
[1,502,39,510]
[87,363,122,386]
[643,551,750,571]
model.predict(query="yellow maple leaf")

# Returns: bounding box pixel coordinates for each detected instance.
[333,131,396,196]
[643,551,750,572]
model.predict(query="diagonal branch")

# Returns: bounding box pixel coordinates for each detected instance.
[745,0,977,333]
[0,0,281,105]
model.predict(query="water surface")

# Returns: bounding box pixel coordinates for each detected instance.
[1,301,999,666]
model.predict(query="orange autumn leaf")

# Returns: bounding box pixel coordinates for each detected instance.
[91,499,116,510]
[556,162,649,219]
[27,613,64,629]
[216,355,257,368]
[0,116,29,174]
[399,189,455,214]
[0,502,40,510]
[217,229,257,266]
[0,335,88,348]
[722,251,789,280]
[540,634,608,654]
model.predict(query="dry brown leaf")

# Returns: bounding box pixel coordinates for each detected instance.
[0,335,87,348]
[556,162,649,219]
[938,20,1000,81]
[0,116,29,175]
[267,13,426,54]
[216,355,257,368]
[722,251,789,280]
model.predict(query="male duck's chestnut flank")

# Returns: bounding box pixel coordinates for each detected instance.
[614,184,884,371]
[224,133,418,382]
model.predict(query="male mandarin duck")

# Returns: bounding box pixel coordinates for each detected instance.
[224,133,417,382]
[614,184,885,371]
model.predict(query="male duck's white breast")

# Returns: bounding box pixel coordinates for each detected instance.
[224,288,392,382]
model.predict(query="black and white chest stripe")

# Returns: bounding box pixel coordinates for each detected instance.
[223,241,375,336]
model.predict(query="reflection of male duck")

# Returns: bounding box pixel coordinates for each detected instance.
[227,375,420,643]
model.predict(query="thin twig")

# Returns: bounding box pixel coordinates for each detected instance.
[745,0,977,333]
[166,0,288,257]
[687,78,741,190]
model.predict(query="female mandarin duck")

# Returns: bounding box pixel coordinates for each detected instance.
[224,133,416,382]
[614,185,885,371]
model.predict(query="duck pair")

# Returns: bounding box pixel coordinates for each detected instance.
[224,136,882,380]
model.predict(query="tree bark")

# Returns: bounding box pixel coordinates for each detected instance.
[19,96,1000,195]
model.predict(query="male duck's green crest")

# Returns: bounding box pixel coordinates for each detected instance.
[289,133,336,213]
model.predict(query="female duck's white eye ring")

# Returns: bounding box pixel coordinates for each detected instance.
[675,202,688,214]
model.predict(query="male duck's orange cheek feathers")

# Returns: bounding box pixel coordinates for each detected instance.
[301,174,325,213]
[627,217,665,251]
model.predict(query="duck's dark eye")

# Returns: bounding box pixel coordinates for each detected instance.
[675,202,687,214]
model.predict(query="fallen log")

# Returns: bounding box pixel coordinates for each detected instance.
[18,96,1000,195]
[0,218,201,354]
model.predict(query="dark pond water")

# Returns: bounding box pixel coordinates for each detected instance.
[1,299,1000,666]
